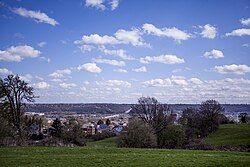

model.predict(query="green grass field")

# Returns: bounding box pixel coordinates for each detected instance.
[0,147,250,167]
[1,124,250,166]
[205,124,250,146]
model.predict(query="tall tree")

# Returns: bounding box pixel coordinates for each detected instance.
[0,75,35,139]
[199,100,224,135]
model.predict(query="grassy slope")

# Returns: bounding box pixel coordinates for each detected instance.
[0,147,250,167]
[86,137,118,148]
[205,124,250,146]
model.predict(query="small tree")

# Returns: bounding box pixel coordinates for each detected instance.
[239,113,247,123]
[51,118,62,137]
[119,118,157,148]
[106,119,111,126]
[0,75,35,140]
[157,125,186,149]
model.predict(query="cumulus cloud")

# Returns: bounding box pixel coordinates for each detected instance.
[96,80,131,88]
[20,74,33,82]
[140,54,185,64]
[59,83,77,89]
[133,66,147,72]
[77,63,102,73]
[110,0,119,10]
[85,0,119,10]
[200,24,217,39]
[114,69,127,73]
[214,64,250,75]
[143,78,172,87]
[0,45,41,62]
[93,58,125,67]
[37,41,46,47]
[34,81,50,89]
[142,23,191,42]
[75,28,148,47]
[49,68,72,78]
[225,28,250,36]
[0,68,13,75]
[189,78,203,84]
[203,49,224,59]
[12,7,58,26]
[240,18,250,26]
[99,46,134,60]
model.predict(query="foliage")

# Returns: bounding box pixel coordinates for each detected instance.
[118,118,157,148]
[51,118,62,137]
[157,125,186,149]
[92,131,116,141]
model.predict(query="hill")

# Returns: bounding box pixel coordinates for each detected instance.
[205,124,250,146]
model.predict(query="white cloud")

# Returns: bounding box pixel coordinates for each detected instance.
[99,46,134,60]
[140,54,185,64]
[77,63,102,73]
[203,49,224,59]
[110,0,119,10]
[75,28,148,47]
[242,43,250,47]
[200,24,217,39]
[12,7,58,26]
[20,74,33,82]
[189,78,203,84]
[171,76,188,86]
[49,68,72,78]
[133,66,147,72]
[142,23,191,42]
[80,45,95,52]
[240,18,250,26]
[85,0,119,10]
[114,28,148,47]
[114,69,127,73]
[37,41,46,47]
[85,0,106,10]
[226,28,250,36]
[59,83,77,89]
[34,81,50,89]
[0,68,13,75]
[93,58,125,67]
[143,78,172,87]
[0,45,41,62]
[96,80,131,88]
[214,64,250,75]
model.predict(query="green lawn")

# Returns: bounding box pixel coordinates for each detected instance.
[86,137,118,148]
[205,124,250,146]
[0,147,249,167]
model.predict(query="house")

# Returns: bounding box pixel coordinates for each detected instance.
[96,124,109,133]
[112,125,123,134]
[82,123,95,135]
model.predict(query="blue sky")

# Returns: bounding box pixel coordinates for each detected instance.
[0,0,250,103]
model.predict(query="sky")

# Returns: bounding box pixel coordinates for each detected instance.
[0,0,250,104]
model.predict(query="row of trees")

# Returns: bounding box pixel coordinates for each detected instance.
[119,97,226,148]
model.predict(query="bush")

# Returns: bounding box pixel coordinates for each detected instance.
[157,125,186,149]
[92,131,116,141]
[118,118,157,148]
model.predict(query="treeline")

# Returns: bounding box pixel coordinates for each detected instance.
[118,97,246,149]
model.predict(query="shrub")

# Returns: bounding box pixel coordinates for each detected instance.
[157,125,186,149]
[92,131,116,141]
[118,118,157,148]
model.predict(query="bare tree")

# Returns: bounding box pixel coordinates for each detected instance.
[0,75,36,140]
[131,97,171,134]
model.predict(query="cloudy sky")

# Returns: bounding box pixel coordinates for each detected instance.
[0,0,250,103]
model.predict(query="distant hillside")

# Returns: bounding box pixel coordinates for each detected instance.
[25,103,250,114]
